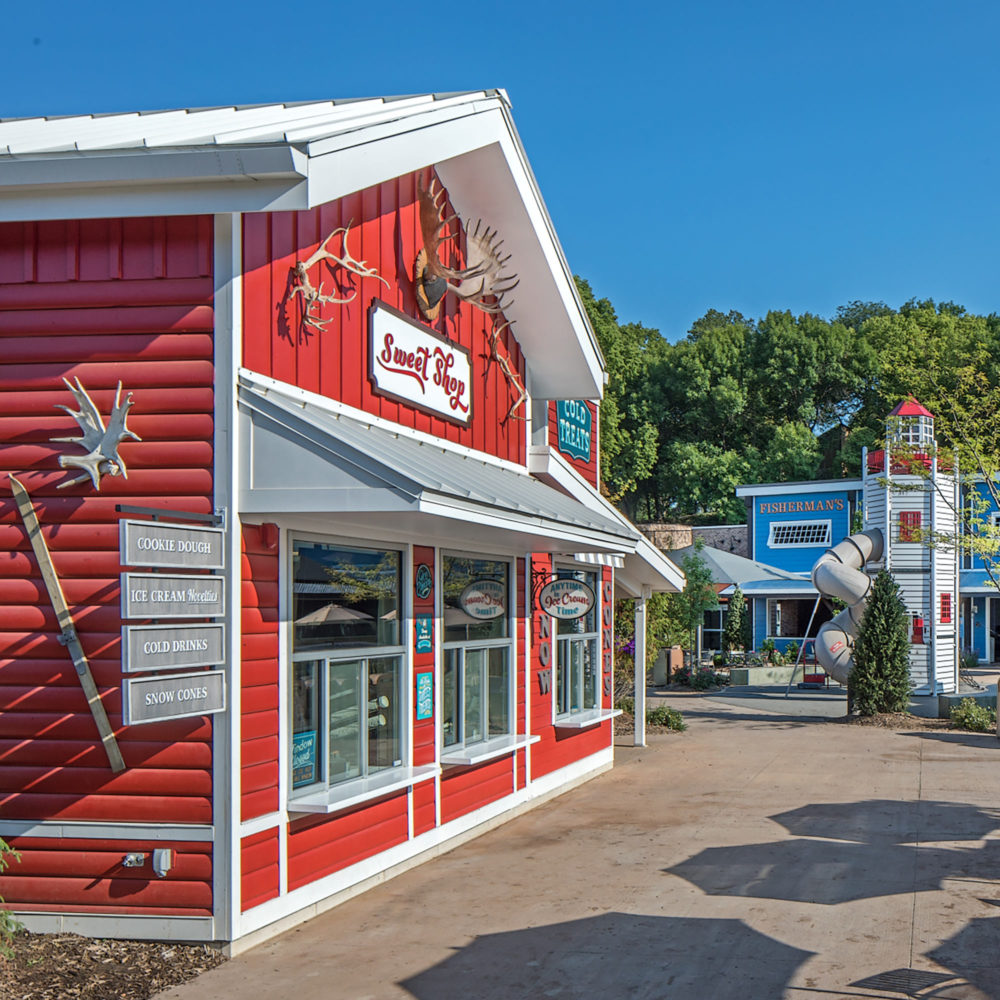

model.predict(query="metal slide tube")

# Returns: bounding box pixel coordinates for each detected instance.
[812,529,884,684]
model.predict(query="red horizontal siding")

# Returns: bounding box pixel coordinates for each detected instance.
[242,169,527,466]
[440,758,513,825]
[241,526,279,822]
[0,214,216,895]
[286,794,408,891]
[241,828,280,912]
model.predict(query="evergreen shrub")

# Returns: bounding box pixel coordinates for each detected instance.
[850,570,911,716]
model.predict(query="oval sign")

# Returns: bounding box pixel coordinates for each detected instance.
[459,580,506,619]
[538,579,596,620]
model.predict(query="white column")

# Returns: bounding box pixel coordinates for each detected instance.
[634,586,651,747]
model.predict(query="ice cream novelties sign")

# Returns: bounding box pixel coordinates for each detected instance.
[537,579,596,620]
[369,302,471,425]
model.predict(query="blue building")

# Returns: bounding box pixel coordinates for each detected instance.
[960,480,1000,663]
[733,479,863,656]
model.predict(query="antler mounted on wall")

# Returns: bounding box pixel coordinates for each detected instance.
[488,320,527,421]
[290,222,389,332]
[414,180,519,321]
[51,378,141,490]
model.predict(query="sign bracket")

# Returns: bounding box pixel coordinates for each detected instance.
[116,503,224,527]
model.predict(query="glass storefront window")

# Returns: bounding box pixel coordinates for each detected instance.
[291,539,404,792]
[442,555,512,749]
[554,568,599,717]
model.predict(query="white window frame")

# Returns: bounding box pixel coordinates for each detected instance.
[767,520,832,548]
[439,551,522,765]
[550,563,609,730]
[286,534,434,815]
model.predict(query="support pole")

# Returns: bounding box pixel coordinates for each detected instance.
[9,476,125,773]
[785,594,823,698]
[634,586,651,747]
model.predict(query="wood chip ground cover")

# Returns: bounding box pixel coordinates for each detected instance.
[0,933,225,1000]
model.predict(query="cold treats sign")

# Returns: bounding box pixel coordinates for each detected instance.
[556,401,592,463]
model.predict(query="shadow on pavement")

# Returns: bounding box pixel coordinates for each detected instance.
[666,799,1000,905]
[772,799,1000,843]
[399,913,813,1000]
[900,730,1000,749]
[927,905,1000,999]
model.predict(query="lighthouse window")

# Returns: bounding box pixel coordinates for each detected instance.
[898,511,922,542]
[768,521,832,548]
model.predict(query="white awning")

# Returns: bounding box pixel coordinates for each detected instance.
[238,373,638,557]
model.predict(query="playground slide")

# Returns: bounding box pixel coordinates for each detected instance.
[811,529,884,684]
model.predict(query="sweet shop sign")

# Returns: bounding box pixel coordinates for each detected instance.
[369,302,472,425]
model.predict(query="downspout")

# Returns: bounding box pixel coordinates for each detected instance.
[633,586,649,747]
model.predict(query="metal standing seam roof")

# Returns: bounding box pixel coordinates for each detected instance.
[238,378,636,544]
[0,92,506,157]
[664,544,806,587]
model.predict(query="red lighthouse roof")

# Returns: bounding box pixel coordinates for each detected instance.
[889,397,934,418]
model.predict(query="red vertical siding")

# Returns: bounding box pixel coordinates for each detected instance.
[411,545,436,836]
[0,216,215,914]
[241,827,280,912]
[548,400,599,488]
[241,169,527,466]
[241,525,280,822]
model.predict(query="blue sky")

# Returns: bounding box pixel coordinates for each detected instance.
[3,1,998,340]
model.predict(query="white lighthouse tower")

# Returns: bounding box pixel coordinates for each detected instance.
[862,398,959,694]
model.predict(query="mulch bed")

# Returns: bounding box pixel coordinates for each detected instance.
[836,711,953,730]
[0,932,226,1000]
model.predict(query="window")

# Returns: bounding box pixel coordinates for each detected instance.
[940,593,952,624]
[441,556,512,750]
[766,598,825,639]
[554,568,599,718]
[291,540,404,793]
[899,511,922,542]
[767,521,832,548]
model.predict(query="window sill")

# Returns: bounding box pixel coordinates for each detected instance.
[553,708,622,730]
[440,733,540,766]
[287,764,440,815]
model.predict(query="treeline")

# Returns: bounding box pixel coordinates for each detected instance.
[577,278,1000,523]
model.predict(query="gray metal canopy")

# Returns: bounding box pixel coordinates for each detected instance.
[237,374,638,557]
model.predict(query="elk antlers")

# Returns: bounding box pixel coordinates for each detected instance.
[415,179,519,320]
[51,378,141,490]
[488,320,527,421]
[290,222,389,332]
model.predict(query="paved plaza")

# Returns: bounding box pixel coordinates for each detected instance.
[158,692,1000,1000]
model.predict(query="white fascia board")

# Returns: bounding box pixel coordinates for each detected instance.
[0,146,309,222]
[528,446,684,593]
[735,479,863,498]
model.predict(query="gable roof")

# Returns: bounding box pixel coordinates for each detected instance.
[0,91,603,399]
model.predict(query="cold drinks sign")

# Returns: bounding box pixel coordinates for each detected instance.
[119,517,227,724]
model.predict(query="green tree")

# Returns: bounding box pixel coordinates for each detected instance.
[575,277,664,511]
[722,585,750,661]
[850,570,911,716]
[676,540,719,660]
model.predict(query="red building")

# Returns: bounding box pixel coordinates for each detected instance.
[0,92,681,947]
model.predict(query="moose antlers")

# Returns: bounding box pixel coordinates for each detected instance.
[290,222,389,332]
[51,378,141,490]
[415,179,519,320]
[488,320,528,421]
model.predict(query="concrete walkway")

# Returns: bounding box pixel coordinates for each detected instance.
[158,695,1000,1000]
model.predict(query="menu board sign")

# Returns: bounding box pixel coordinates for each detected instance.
[122,623,226,673]
[120,519,225,570]
[123,670,226,725]
[121,573,225,619]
